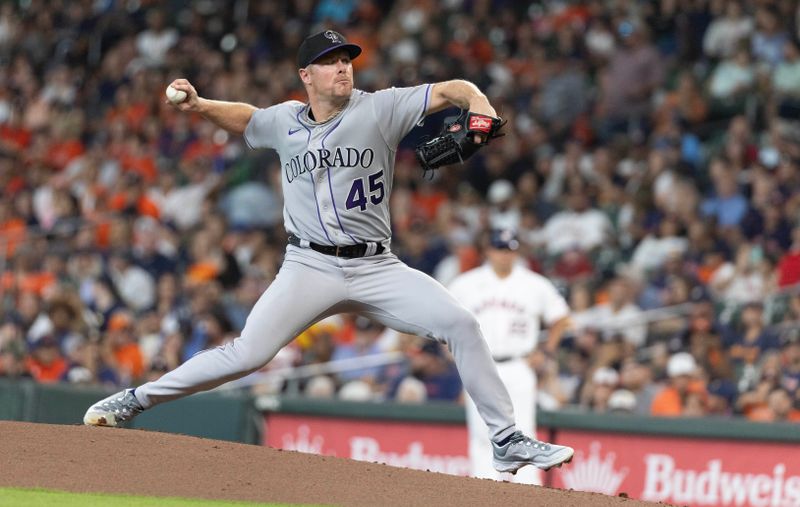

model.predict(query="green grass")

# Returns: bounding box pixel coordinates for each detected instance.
[0,488,318,507]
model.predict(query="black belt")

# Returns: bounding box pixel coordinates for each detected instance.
[288,234,385,259]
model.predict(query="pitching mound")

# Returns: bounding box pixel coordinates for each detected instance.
[0,421,656,506]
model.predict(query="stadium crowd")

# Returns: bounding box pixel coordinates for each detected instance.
[1,0,800,423]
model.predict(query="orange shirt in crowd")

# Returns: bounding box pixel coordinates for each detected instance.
[45,139,84,170]
[0,217,27,256]
[25,356,68,383]
[650,381,706,416]
[747,405,800,423]
[114,343,144,380]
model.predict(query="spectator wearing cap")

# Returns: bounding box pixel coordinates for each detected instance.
[394,376,429,404]
[486,179,520,231]
[303,374,337,399]
[651,352,707,417]
[607,389,637,414]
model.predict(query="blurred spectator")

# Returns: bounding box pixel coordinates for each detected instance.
[580,366,620,413]
[577,277,647,348]
[629,216,689,275]
[24,335,67,383]
[304,375,336,399]
[388,340,462,402]
[700,164,749,228]
[702,1,754,59]
[777,227,800,287]
[338,379,374,402]
[394,376,428,404]
[709,43,756,103]
[107,249,156,312]
[331,316,385,385]
[726,302,780,375]
[619,357,660,415]
[651,352,707,416]
[780,330,800,394]
[751,5,789,68]
[748,387,800,422]
[607,389,637,414]
[486,179,520,231]
[706,378,739,416]
[104,310,145,386]
[135,9,178,68]
[540,188,613,256]
[595,19,664,141]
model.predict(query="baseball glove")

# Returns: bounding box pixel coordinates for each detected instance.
[415,110,506,173]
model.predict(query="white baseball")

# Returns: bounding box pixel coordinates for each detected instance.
[165,85,187,104]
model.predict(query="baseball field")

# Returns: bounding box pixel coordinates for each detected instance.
[0,421,656,506]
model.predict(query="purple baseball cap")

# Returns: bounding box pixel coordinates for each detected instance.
[297,30,362,69]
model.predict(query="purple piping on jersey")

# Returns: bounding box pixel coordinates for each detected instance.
[296,107,333,244]
[422,83,431,118]
[321,115,358,244]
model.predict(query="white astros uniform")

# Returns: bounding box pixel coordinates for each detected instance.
[449,263,569,484]
[133,85,519,444]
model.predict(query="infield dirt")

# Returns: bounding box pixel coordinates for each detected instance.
[0,421,663,506]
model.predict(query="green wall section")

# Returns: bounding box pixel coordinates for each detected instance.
[2,379,799,445]
[0,379,261,444]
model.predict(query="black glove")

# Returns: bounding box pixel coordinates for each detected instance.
[415,110,506,172]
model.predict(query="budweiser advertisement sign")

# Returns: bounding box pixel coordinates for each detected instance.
[553,430,800,507]
[265,414,470,476]
[264,414,800,506]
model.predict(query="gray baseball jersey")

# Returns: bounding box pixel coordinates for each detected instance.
[130,84,520,445]
[244,85,431,246]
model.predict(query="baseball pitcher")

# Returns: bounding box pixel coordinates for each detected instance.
[83,30,573,475]
[449,229,572,484]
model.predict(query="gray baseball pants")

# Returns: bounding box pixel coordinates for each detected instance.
[134,245,516,442]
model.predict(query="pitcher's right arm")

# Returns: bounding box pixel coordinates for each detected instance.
[167,79,257,136]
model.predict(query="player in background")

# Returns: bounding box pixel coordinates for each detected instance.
[83,30,574,475]
[449,229,572,484]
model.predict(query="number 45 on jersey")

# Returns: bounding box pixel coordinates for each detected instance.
[346,170,384,211]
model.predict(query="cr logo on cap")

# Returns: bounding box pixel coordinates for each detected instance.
[324,30,341,43]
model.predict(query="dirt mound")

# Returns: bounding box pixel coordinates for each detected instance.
[0,421,656,506]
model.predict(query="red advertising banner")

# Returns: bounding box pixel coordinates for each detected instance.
[265,414,800,506]
[265,414,470,476]
[551,430,800,507]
